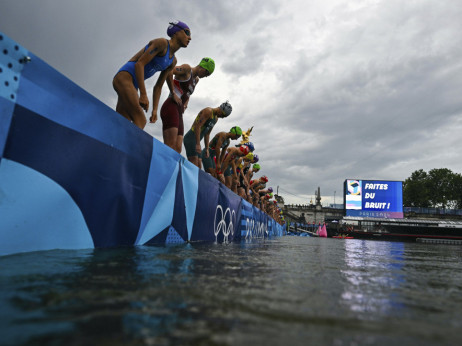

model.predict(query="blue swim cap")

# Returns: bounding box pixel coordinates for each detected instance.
[243,142,255,152]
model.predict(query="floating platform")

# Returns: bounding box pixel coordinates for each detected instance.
[340,216,462,242]
[0,32,285,257]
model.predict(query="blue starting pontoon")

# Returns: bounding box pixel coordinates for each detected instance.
[0,32,284,257]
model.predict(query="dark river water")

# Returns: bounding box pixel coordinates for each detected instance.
[1,236,462,345]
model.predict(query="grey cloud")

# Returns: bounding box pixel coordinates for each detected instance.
[2,0,462,205]
[221,36,269,75]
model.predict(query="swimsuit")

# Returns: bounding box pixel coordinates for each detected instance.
[221,151,238,177]
[116,41,174,90]
[191,110,218,138]
[183,110,218,158]
[171,73,197,105]
[160,99,184,135]
[202,134,230,171]
[160,71,197,135]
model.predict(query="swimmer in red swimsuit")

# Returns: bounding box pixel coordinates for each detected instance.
[159,57,215,153]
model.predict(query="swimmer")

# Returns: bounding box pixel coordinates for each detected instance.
[183,101,232,168]
[218,145,250,192]
[246,162,260,179]
[113,21,191,129]
[250,175,269,206]
[236,152,255,198]
[159,57,215,153]
[202,126,242,177]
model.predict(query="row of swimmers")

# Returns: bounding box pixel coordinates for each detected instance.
[112,20,284,225]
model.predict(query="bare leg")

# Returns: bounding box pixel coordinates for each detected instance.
[163,128,179,151]
[175,135,184,154]
[188,156,200,167]
[231,180,238,194]
[113,72,147,129]
[115,98,131,122]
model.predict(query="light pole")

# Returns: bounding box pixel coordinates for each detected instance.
[334,191,336,205]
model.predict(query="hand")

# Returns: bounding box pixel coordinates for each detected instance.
[149,111,157,123]
[139,94,149,112]
[204,148,209,158]
[217,173,225,184]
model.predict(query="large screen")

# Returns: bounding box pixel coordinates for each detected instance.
[344,179,403,218]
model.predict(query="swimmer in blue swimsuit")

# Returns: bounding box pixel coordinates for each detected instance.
[112,21,191,129]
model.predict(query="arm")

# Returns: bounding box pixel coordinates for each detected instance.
[218,144,228,168]
[193,108,210,155]
[244,177,250,195]
[183,98,190,112]
[135,39,167,112]
[246,169,253,182]
[213,134,223,160]
[234,157,243,181]
[214,133,227,166]
[149,69,172,123]
[250,182,261,195]
[219,148,232,173]
[240,167,249,187]
[231,159,239,182]
[164,69,177,104]
[150,57,177,123]
[203,130,211,158]
[255,185,265,196]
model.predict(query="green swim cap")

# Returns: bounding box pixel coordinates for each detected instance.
[199,57,215,75]
[253,163,261,170]
[230,126,242,136]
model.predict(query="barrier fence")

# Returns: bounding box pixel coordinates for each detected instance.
[0,32,284,257]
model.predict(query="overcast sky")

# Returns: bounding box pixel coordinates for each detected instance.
[2,0,462,205]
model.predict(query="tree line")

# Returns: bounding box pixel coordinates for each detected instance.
[403,168,462,209]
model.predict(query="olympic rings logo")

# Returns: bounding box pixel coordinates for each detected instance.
[214,205,236,243]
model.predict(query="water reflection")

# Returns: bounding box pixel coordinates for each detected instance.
[0,242,283,344]
[2,238,462,345]
[341,240,405,316]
